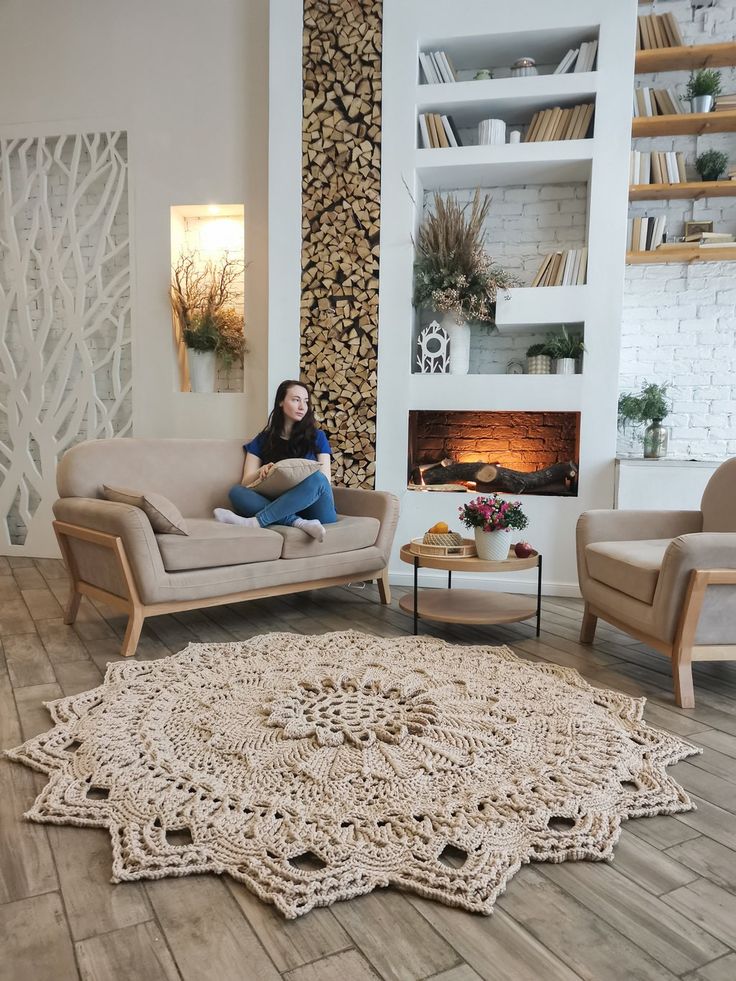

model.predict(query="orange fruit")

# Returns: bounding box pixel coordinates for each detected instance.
[429,521,449,534]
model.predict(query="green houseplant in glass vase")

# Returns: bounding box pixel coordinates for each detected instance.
[618,381,670,459]
[170,250,246,393]
[413,189,518,375]
[458,493,529,561]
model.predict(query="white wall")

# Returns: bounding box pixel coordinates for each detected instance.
[0,0,270,439]
[622,0,736,459]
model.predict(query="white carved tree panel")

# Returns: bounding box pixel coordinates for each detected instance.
[0,132,131,555]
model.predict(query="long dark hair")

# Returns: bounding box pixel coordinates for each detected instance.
[258,379,319,463]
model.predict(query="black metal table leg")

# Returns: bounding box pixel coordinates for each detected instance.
[413,556,419,635]
[447,570,452,589]
[536,553,543,637]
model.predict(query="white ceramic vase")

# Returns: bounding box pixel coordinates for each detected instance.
[441,313,471,375]
[188,349,217,393]
[474,527,510,561]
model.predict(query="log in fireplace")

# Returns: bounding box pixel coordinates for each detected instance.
[408,410,580,496]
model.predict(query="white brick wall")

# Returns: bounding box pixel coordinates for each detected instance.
[622,0,736,458]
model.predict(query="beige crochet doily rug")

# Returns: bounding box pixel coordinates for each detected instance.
[6,630,700,918]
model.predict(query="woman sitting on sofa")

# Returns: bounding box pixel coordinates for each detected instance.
[214,379,337,541]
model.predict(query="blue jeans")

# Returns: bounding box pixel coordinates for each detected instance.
[228,471,338,528]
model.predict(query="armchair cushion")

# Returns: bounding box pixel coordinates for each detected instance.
[272,514,380,559]
[155,519,283,572]
[585,539,671,605]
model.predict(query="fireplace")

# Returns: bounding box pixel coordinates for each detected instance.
[408,411,580,496]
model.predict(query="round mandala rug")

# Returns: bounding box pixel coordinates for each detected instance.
[5,630,700,918]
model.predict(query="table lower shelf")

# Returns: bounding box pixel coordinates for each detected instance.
[398,589,537,626]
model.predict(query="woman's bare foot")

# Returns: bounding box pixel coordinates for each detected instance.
[293,517,326,542]
[214,508,260,528]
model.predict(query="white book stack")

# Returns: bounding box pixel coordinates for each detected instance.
[574,40,598,73]
[478,118,507,145]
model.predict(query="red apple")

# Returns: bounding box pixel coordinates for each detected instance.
[514,541,534,558]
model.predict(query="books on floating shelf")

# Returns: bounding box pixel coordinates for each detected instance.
[636,12,684,51]
[685,231,735,244]
[628,215,667,253]
[714,93,736,112]
[531,248,588,287]
[418,113,461,148]
[553,40,598,74]
[630,150,686,184]
[419,50,457,85]
[524,103,594,142]
[632,86,685,117]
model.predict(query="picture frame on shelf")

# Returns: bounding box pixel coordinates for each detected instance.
[684,220,714,239]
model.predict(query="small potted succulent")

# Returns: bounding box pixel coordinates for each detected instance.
[458,493,528,561]
[543,326,585,375]
[617,381,671,459]
[695,149,729,182]
[526,342,552,375]
[686,69,722,113]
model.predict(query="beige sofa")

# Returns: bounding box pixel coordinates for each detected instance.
[576,457,736,708]
[53,438,399,657]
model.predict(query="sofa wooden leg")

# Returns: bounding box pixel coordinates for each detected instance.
[121,607,144,658]
[673,646,695,709]
[64,586,82,626]
[377,568,391,605]
[580,604,597,644]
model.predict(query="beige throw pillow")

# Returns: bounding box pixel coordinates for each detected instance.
[242,458,321,499]
[101,485,189,536]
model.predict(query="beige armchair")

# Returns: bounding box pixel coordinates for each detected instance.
[576,458,736,708]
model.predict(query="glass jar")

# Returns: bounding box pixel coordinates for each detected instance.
[511,57,538,77]
[643,419,669,459]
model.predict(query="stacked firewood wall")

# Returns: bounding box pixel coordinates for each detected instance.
[301,0,382,488]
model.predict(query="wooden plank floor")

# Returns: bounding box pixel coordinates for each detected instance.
[1,554,736,981]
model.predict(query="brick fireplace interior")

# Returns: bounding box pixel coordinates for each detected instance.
[408,410,581,496]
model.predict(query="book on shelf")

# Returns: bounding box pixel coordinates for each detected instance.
[714,94,736,112]
[418,113,461,149]
[629,215,666,252]
[632,86,685,117]
[630,150,686,185]
[553,47,579,74]
[637,12,683,50]
[573,40,598,73]
[419,50,457,84]
[684,231,735,244]
[524,103,593,142]
[531,248,587,287]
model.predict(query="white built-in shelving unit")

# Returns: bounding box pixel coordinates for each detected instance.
[376,0,637,593]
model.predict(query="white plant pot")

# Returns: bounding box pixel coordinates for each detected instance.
[474,527,511,561]
[690,95,714,114]
[188,349,217,393]
[555,358,576,375]
[527,354,551,375]
[441,314,471,375]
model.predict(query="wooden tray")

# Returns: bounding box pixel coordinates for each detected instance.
[408,537,477,558]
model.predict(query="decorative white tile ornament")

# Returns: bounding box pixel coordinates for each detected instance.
[417,320,449,373]
[0,132,131,555]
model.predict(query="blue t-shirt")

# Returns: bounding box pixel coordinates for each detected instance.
[244,429,331,463]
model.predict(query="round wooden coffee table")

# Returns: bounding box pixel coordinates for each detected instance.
[398,543,542,637]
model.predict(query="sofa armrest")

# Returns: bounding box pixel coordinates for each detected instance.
[53,497,165,603]
[332,486,400,564]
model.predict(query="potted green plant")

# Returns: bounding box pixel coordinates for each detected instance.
[617,381,670,458]
[170,250,246,392]
[695,149,729,182]
[526,342,551,375]
[457,493,528,560]
[543,326,585,375]
[686,69,722,113]
[413,189,518,375]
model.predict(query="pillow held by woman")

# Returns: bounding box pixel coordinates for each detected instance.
[242,458,321,499]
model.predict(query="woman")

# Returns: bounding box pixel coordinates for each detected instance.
[214,379,337,541]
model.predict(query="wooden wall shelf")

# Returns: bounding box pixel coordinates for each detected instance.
[627,246,736,264]
[635,41,736,74]
[632,109,736,137]
[629,180,736,201]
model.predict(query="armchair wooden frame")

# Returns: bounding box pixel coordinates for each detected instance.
[53,520,392,658]
[581,568,736,709]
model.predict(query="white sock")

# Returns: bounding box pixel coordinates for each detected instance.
[214,508,260,528]
[294,518,326,542]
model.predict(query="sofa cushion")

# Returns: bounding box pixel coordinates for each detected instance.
[586,539,671,605]
[156,519,283,572]
[102,485,189,535]
[273,514,380,559]
[242,458,322,499]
